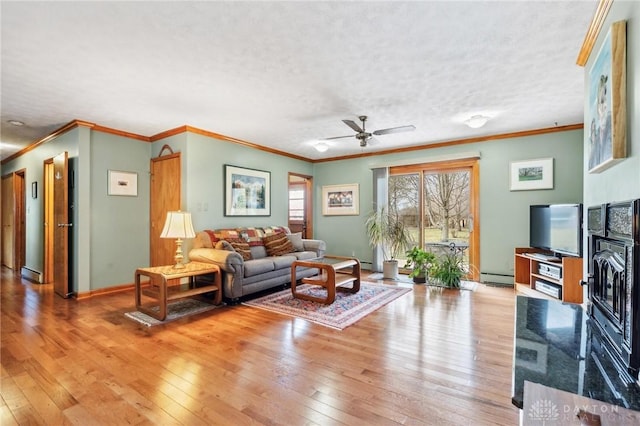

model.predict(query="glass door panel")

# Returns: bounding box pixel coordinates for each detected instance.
[423,170,471,266]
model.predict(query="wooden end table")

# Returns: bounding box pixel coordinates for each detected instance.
[290,255,361,304]
[134,262,221,321]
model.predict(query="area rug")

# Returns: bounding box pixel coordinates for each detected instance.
[124,299,218,327]
[242,282,411,330]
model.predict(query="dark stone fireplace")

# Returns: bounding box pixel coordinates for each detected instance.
[586,199,640,382]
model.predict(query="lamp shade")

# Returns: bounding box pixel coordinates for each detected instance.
[160,211,196,239]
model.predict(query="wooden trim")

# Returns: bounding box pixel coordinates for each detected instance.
[91,124,150,142]
[150,125,312,162]
[149,125,189,141]
[75,282,135,300]
[2,120,90,165]
[313,123,583,163]
[576,0,614,66]
[1,120,149,166]
[3,119,583,167]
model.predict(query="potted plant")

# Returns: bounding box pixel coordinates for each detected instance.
[431,251,466,288]
[404,246,437,284]
[365,207,412,279]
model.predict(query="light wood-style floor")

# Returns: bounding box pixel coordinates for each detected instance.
[1,267,520,425]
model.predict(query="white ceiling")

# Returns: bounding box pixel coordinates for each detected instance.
[1,1,596,162]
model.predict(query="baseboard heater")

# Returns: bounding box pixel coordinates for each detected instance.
[480,271,514,286]
[21,266,43,283]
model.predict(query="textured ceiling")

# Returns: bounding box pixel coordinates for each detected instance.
[1,1,596,162]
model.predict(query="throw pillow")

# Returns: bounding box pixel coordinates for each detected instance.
[287,232,304,252]
[215,240,234,251]
[225,238,252,261]
[263,232,294,256]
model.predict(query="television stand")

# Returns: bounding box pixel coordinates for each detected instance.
[514,247,583,303]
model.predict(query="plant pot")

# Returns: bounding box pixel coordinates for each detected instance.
[412,273,427,284]
[382,260,399,279]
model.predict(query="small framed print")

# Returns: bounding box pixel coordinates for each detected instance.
[32,181,37,199]
[108,170,138,196]
[322,183,359,216]
[509,158,554,191]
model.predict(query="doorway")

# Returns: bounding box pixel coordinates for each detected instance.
[288,173,313,238]
[389,158,479,281]
[1,169,25,272]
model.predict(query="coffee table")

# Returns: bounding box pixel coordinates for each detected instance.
[290,255,361,304]
[134,262,221,321]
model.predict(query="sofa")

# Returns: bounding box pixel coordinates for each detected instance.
[188,226,326,303]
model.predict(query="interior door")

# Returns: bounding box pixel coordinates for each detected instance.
[288,173,313,238]
[53,152,71,297]
[1,174,15,269]
[150,152,181,267]
[43,160,55,283]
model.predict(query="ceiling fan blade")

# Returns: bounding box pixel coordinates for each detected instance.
[372,125,416,136]
[324,135,354,140]
[342,119,364,133]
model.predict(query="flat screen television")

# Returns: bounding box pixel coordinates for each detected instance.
[529,204,583,257]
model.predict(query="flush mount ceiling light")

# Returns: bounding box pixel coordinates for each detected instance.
[464,115,489,129]
[314,142,329,152]
[8,120,25,126]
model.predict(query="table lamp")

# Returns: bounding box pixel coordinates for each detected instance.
[160,211,196,269]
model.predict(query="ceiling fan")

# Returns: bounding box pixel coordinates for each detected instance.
[325,115,415,147]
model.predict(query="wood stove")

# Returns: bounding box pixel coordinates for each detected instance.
[586,199,640,382]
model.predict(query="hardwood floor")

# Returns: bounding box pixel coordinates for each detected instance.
[1,267,520,425]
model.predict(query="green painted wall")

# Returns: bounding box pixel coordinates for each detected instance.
[2,125,584,290]
[183,132,313,230]
[89,132,151,289]
[312,129,584,283]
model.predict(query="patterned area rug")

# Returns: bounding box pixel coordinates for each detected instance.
[124,299,218,327]
[242,281,411,330]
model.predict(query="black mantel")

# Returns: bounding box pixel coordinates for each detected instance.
[512,296,640,411]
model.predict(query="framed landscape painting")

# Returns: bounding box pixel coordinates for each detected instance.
[322,183,359,216]
[510,158,554,191]
[587,20,627,173]
[224,165,271,216]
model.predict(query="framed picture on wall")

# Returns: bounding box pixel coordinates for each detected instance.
[509,158,554,191]
[322,183,359,215]
[224,165,271,216]
[108,170,138,196]
[587,20,627,174]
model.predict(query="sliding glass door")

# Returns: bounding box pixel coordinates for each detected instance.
[389,159,479,281]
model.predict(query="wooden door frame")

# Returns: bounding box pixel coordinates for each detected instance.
[390,158,480,281]
[288,173,313,238]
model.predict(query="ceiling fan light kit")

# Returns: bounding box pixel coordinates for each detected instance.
[325,115,415,148]
[465,115,489,129]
